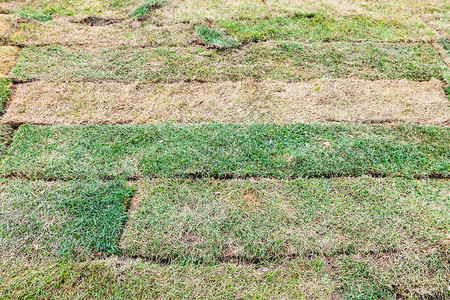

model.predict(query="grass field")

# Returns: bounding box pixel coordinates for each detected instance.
[0,0,449,299]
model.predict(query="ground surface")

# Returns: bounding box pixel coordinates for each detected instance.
[0,0,449,299]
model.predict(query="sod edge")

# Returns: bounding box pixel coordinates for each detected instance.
[1,123,449,180]
[10,41,448,82]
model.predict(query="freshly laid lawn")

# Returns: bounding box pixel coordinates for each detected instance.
[11,42,447,82]
[122,178,449,264]
[0,179,134,260]
[7,13,436,48]
[4,79,449,125]
[1,251,449,299]
[1,123,449,180]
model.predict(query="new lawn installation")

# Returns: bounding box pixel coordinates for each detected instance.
[0,179,133,261]
[121,177,450,265]
[1,123,449,180]
[11,42,447,82]
[4,79,449,125]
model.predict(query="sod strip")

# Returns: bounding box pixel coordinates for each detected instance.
[3,79,449,125]
[11,42,447,82]
[9,19,192,47]
[1,123,449,180]
[8,14,436,48]
[2,252,449,300]
[0,45,20,77]
[121,177,449,264]
[0,179,133,261]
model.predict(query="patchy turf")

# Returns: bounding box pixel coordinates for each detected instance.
[6,13,437,47]
[266,0,448,22]
[1,123,449,180]
[8,0,142,19]
[0,179,134,261]
[11,42,448,82]
[0,45,20,76]
[121,178,449,264]
[0,257,338,299]
[1,250,449,299]
[8,17,192,47]
[2,79,449,125]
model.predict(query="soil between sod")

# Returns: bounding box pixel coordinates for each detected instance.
[1,123,449,180]
[11,42,448,82]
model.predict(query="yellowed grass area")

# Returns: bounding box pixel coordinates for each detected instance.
[267,0,446,18]
[0,46,20,76]
[0,15,11,37]
[10,17,192,46]
[3,79,448,125]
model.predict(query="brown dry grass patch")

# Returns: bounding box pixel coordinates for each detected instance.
[3,78,449,125]
[0,46,20,76]
[0,15,11,37]
[10,17,192,47]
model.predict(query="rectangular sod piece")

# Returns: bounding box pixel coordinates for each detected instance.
[3,79,449,125]
[11,42,447,82]
[0,179,134,261]
[121,178,449,264]
[8,13,436,48]
[1,251,448,299]
[1,123,449,180]
[218,14,436,43]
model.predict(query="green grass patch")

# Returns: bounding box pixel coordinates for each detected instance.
[219,14,436,43]
[0,78,11,113]
[0,257,338,299]
[122,178,449,264]
[16,9,53,21]
[0,179,133,260]
[195,25,240,49]
[11,42,447,82]
[1,123,449,180]
[130,0,167,19]
[1,251,448,299]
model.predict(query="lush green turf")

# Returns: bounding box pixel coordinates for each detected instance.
[11,42,447,82]
[218,13,436,43]
[0,179,133,260]
[122,178,449,264]
[1,123,449,180]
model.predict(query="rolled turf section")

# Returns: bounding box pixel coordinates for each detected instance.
[1,251,449,299]
[0,179,134,260]
[1,123,448,180]
[121,178,449,264]
[11,42,447,82]
[3,79,449,125]
[7,13,436,48]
